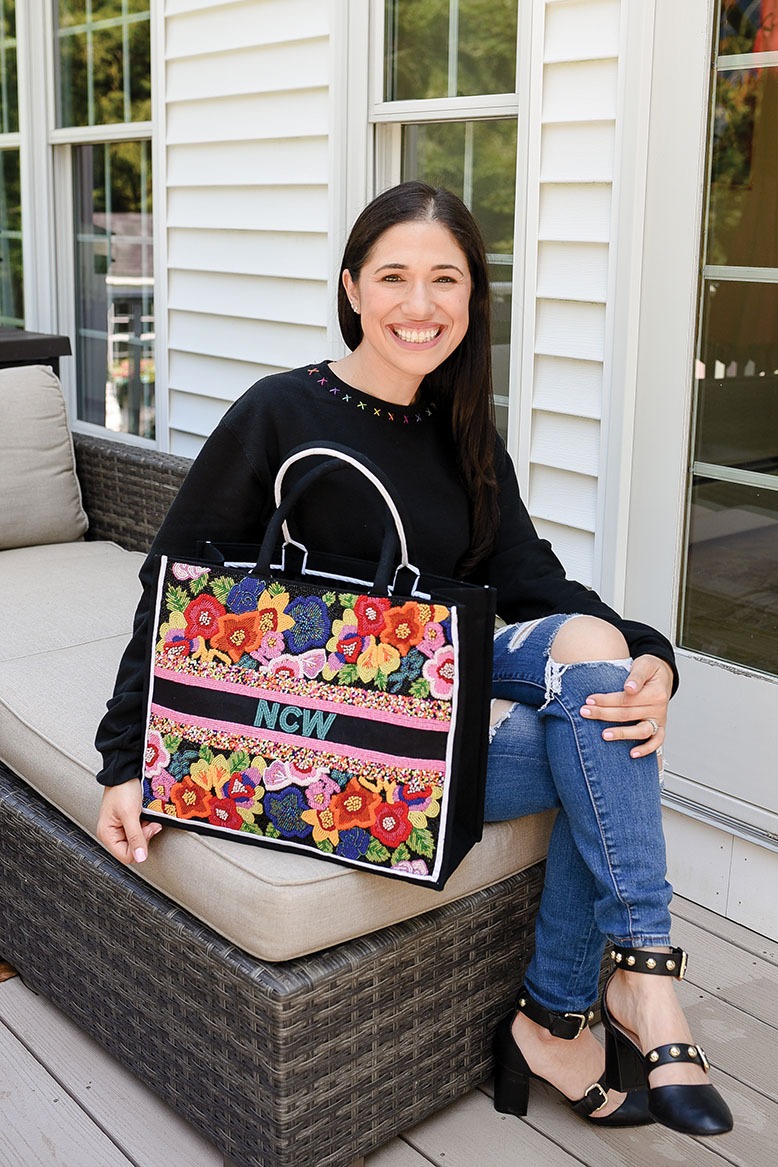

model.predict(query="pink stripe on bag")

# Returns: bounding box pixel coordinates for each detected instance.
[150,703,447,776]
[153,666,450,731]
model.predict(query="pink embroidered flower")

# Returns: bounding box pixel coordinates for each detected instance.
[147,767,176,803]
[264,758,327,791]
[422,646,456,699]
[268,654,302,681]
[144,730,170,778]
[417,621,446,658]
[306,775,340,810]
[393,859,430,876]
[172,563,211,582]
[250,629,286,663]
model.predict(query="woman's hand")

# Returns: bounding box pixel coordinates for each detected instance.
[96,779,162,865]
[580,654,674,759]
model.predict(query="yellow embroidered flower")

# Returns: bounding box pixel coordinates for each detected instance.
[356,635,401,682]
[155,608,187,652]
[255,588,295,635]
[188,754,232,795]
[300,805,340,846]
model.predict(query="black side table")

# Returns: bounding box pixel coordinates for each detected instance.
[0,329,72,376]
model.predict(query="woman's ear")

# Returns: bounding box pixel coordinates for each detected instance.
[343,270,360,314]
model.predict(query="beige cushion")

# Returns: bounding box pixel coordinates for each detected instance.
[0,540,553,962]
[0,364,88,550]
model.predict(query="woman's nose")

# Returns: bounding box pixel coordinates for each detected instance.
[402,280,434,318]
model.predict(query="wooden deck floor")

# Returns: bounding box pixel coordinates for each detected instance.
[1,897,775,1167]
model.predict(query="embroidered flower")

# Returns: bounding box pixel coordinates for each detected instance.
[265,787,313,838]
[379,602,425,656]
[255,588,295,636]
[250,629,286,663]
[393,858,430,876]
[268,654,302,681]
[335,827,372,859]
[285,595,330,653]
[372,800,412,848]
[354,595,391,637]
[172,563,211,582]
[183,594,226,642]
[160,631,192,665]
[356,636,401,683]
[208,798,244,831]
[224,768,263,809]
[300,805,340,846]
[144,730,170,778]
[417,621,446,659]
[211,610,263,663]
[188,755,232,796]
[399,774,436,807]
[226,576,265,615]
[264,758,327,791]
[170,776,213,820]
[422,646,456,699]
[329,778,381,830]
[146,768,176,804]
[305,775,340,810]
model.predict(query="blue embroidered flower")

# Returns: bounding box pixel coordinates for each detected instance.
[265,787,312,839]
[336,827,371,859]
[285,595,330,653]
[226,576,265,614]
[386,647,426,693]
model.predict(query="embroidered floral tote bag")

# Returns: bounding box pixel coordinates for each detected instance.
[141,444,496,890]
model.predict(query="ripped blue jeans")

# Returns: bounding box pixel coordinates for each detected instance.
[486,613,672,1014]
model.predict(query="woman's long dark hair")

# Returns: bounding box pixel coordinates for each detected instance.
[337,181,499,574]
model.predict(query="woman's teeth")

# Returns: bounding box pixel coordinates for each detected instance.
[393,326,440,344]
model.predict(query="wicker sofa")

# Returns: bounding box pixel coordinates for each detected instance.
[0,367,555,1167]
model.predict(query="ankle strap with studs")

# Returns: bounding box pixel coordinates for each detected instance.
[610,945,688,979]
[514,986,595,1040]
[645,1042,710,1074]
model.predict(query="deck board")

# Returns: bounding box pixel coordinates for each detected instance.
[1,896,775,1167]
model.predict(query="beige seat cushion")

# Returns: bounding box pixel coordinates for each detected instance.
[0,364,88,550]
[0,540,553,962]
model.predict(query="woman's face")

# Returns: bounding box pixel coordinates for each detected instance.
[343,219,472,398]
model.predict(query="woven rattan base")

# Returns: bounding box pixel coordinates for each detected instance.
[0,764,545,1167]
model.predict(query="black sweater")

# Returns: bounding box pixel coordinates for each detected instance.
[95,362,677,786]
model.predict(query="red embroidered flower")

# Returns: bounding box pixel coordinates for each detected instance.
[183,594,226,642]
[329,778,381,830]
[372,801,412,848]
[336,630,363,663]
[211,610,263,663]
[354,595,391,637]
[170,777,213,820]
[379,602,424,656]
[208,798,243,831]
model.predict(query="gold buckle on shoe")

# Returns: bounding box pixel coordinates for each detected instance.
[563,1011,589,1039]
[585,1082,609,1113]
[677,949,688,980]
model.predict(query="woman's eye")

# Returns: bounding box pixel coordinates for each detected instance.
[381,273,403,282]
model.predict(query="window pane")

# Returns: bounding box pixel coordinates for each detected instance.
[680,477,778,675]
[401,118,517,439]
[56,1,151,128]
[1,0,19,134]
[386,0,517,100]
[696,280,778,475]
[74,140,155,439]
[718,1,778,56]
[0,147,23,326]
[707,68,778,268]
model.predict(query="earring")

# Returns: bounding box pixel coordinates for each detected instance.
[350,300,360,314]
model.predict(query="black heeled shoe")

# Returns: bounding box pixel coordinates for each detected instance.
[493,986,654,1126]
[601,945,733,1135]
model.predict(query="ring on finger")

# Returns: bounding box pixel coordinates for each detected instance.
[647,717,660,736]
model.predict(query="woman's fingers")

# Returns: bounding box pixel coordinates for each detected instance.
[96,780,161,865]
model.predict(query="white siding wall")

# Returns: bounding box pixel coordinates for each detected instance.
[164,0,335,456]
[524,0,622,585]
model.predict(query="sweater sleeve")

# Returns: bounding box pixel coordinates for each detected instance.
[94,408,276,786]
[480,440,679,692]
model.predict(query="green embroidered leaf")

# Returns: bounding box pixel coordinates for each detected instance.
[409,678,430,699]
[374,669,388,692]
[163,734,182,751]
[407,827,435,859]
[264,822,281,839]
[390,843,411,867]
[210,576,237,604]
[338,592,357,610]
[229,749,251,774]
[165,584,190,613]
[189,572,210,596]
[365,839,391,864]
[315,838,335,854]
[198,745,214,763]
[268,580,286,597]
[240,821,264,836]
[338,663,359,685]
[322,591,336,606]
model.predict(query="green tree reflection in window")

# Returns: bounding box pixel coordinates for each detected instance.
[0,147,23,326]
[56,1,151,128]
[1,0,19,134]
[386,0,518,100]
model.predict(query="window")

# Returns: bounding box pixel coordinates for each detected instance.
[55,1,155,440]
[376,0,520,438]
[0,0,22,327]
